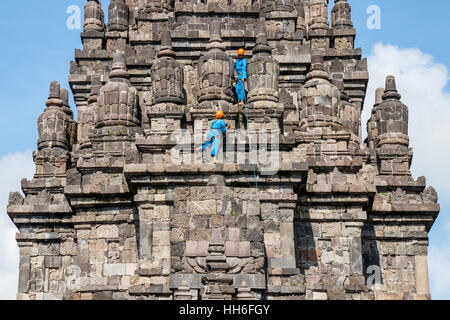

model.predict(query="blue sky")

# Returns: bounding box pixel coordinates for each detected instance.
[0,0,449,299]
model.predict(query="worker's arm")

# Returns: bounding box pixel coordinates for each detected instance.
[222,122,231,136]
[219,120,229,134]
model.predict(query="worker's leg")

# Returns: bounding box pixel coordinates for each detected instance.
[201,139,211,152]
[202,130,218,152]
[236,80,246,102]
[211,136,220,157]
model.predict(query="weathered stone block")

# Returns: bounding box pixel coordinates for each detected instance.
[44,256,62,269]
[103,263,127,276]
[97,225,119,239]
[188,200,217,215]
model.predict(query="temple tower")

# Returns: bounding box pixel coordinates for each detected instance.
[6,0,440,301]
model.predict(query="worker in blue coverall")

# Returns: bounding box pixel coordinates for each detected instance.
[235,48,247,105]
[196,111,231,164]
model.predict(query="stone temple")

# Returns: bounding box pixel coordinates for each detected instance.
[6,0,440,300]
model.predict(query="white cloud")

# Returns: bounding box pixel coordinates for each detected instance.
[0,151,34,300]
[365,43,450,300]
[363,42,450,199]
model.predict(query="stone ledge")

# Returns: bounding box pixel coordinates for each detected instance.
[77,284,119,293]
[372,202,440,214]
[16,232,60,242]
[174,3,260,14]
[74,49,112,61]
[124,162,309,177]
[7,203,72,215]
[306,183,376,194]
[268,268,301,276]
[129,284,171,295]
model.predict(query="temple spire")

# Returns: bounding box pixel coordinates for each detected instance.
[157,30,176,59]
[382,75,402,100]
[108,0,129,32]
[109,50,130,80]
[37,81,71,151]
[331,0,353,29]
[150,29,185,107]
[83,0,105,32]
[367,75,412,175]
[96,50,139,129]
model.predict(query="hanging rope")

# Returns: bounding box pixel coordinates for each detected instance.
[244,97,258,189]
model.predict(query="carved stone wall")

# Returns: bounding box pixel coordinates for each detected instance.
[6,0,439,300]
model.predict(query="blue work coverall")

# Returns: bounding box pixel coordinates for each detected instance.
[201,119,228,157]
[235,58,247,102]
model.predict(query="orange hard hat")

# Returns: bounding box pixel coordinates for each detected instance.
[237,48,245,55]
[216,110,224,119]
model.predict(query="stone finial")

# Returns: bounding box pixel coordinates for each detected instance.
[46,81,63,108]
[304,52,330,82]
[60,89,73,117]
[83,0,105,32]
[157,30,176,58]
[38,81,70,151]
[60,89,69,105]
[307,52,329,80]
[382,75,402,100]
[109,50,130,79]
[210,19,221,38]
[108,0,129,32]
[385,75,397,91]
[371,75,410,151]
[311,53,324,69]
[255,18,267,39]
[207,19,225,50]
[331,0,353,29]
[253,18,271,54]
[50,81,60,98]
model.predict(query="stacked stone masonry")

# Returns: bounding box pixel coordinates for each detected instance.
[7,0,439,300]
